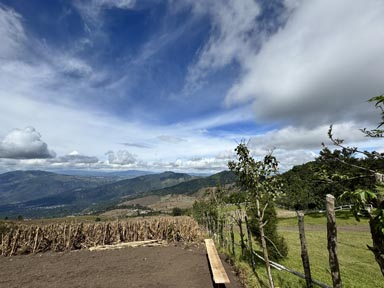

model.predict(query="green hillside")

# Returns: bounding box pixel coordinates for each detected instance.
[0,170,114,205]
[146,170,237,196]
[0,171,195,218]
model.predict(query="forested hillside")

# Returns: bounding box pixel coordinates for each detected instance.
[277,149,384,210]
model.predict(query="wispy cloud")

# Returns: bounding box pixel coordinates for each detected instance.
[0,5,26,59]
[180,0,261,95]
[120,142,151,149]
[74,0,136,26]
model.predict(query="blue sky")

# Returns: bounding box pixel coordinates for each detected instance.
[0,0,383,173]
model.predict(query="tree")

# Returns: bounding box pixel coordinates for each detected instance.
[320,95,384,275]
[172,207,183,216]
[229,143,284,288]
[278,164,319,210]
[248,196,288,261]
[192,188,224,235]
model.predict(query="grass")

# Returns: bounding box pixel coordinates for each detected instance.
[217,210,383,288]
[278,210,370,227]
[273,229,382,287]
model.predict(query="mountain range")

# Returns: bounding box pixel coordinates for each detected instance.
[0,170,236,218]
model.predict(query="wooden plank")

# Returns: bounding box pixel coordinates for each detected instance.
[89,240,161,251]
[205,239,230,284]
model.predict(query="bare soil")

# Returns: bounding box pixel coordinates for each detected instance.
[0,244,243,288]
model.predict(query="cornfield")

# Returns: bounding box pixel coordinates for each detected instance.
[0,216,202,256]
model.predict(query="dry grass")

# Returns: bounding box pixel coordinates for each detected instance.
[0,216,202,256]
[119,194,197,212]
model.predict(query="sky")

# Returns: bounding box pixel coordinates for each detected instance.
[0,0,383,174]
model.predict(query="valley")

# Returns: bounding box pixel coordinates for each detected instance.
[0,170,234,219]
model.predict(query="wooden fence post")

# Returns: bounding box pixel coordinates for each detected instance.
[230,223,235,257]
[297,212,313,288]
[245,216,256,272]
[326,194,342,288]
[238,217,246,258]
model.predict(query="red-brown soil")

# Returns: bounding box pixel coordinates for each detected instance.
[0,244,243,288]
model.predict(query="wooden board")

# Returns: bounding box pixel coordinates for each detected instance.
[89,240,162,251]
[205,239,230,284]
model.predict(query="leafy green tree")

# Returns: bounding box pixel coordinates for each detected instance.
[278,164,319,210]
[248,195,288,261]
[229,143,284,288]
[320,95,384,275]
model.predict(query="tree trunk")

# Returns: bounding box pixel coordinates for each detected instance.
[238,217,246,259]
[368,209,384,276]
[326,194,342,288]
[230,223,235,257]
[256,198,275,288]
[245,215,256,272]
[297,212,313,288]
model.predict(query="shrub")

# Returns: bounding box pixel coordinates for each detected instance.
[172,207,183,216]
[248,197,288,261]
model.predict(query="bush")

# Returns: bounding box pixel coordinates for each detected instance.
[248,197,288,261]
[172,207,183,216]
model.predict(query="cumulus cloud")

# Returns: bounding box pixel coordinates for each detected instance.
[224,0,384,127]
[0,127,56,159]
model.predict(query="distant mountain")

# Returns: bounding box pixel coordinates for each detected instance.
[65,171,196,205]
[0,171,196,218]
[146,170,237,196]
[0,170,237,219]
[50,169,154,179]
[0,170,115,205]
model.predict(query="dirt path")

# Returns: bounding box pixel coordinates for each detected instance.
[0,244,243,288]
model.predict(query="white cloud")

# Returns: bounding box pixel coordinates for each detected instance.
[52,152,99,164]
[0,127,56,159]
[0,5,25,59]
[181,0,260,94]
[74,0,136,27]
[247,121,384,171]
[97,0,136,9]
[249,122,369,151]
[56,56,93,77]
[157,135,186,144]
[224,0,384,127]
[106,150,136,165]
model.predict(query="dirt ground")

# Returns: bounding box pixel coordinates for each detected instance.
[0,244,243,288]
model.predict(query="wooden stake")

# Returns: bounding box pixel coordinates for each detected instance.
[256,198,274,288]
[245,215,256,272]
[230,223,235,257]
[33,227,39,253]
[326,194,342,288]
[297,212,313,288]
